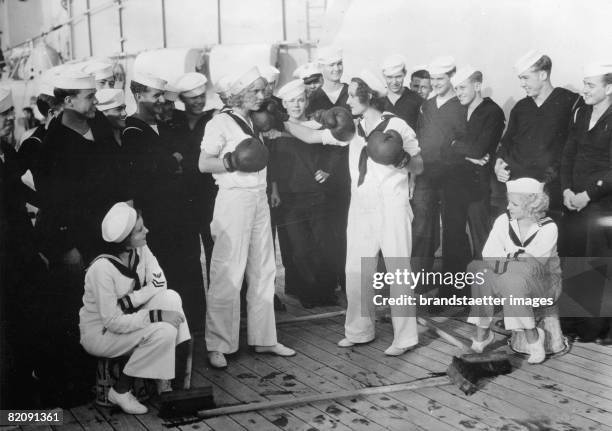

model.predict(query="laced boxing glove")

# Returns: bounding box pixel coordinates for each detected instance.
[319,107,355,141]
[223,137,269,173]
[366,130,411,168]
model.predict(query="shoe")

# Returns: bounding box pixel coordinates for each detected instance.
[254,343,296,357]
[471,330,495,353]
[208,351,227,369]
[108,388,148,415]
[384,345,414,356]
[337,338,355,348]
[527,328,546,364]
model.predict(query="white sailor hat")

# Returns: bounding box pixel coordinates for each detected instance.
[583,61,612,78]
[514,50,545,75]
[451,65,478,87]
[381,54,407,76]
[214,75,233,96]
[96,89,125,111]
[358,69,387,97]
[132,72,167,91]
[427,56,456,75]
[316,46,343,65]
[82,61,114,81]
[277,79,306,101]
[293,63,322,81]
[259,65,280,83]
[228,66,262,96]
[39,65,66,96]
[101,202,137,243]
[175,72,208,97]
[0,88,14,113]
[164,83,180,102]
[53,69,96,90]
[506,177,544,194]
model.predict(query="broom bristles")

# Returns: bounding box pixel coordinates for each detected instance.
[447,352,512,395]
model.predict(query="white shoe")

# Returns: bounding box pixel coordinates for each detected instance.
[384,345,413,356]
[527,328,546,364]
[337,338,355,348]
[471,330,495,353]
[108,388,148,415]
[254,343,296,357]
[208,351,227,369]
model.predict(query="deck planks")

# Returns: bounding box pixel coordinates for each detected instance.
[61,289,612,431]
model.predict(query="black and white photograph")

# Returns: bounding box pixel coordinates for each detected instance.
[1,0,612,429]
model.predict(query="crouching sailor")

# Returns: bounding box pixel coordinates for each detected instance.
[467,178,561,364]
[79,202,191,414]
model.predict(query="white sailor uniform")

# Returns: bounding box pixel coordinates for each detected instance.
[201,111,278,354]
[79,245,190,380]
[343,113,421,349]
[467,213,562,330]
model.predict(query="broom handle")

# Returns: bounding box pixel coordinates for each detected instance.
[416,317,471,350]
[197,376,450,418]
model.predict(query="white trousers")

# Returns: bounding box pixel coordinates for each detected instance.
[344,197,418,348]
[81,289,191,380]
[205,188,277,353]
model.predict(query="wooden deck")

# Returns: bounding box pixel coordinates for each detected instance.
[8,267,612,431]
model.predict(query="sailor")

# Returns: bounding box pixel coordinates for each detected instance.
[199,66,295,368]
[17,78,63,187]
[308,46,351,291]
[494,50,582,216]
[37,69,120,264]
[341,70,422,354]
[79,202,191,414]
[560,62,612,343]
[450,66,506,258]
[412,56,468,284]
[410,69,433,100]
[284,70,423,354]
[380,54,422,130]
[307,46,350,115]
[293,62,324,99]
[35,69,120,405]
[0,87,44,408]
[96,88,127,145]
[122,72,205,333]
[0,87,15,147]
[173,72,216,283]
[271,79,338,307]
[467,178,560,365]
[82,61,116,89]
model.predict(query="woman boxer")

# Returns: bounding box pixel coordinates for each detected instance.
[467,178,561,364]
[198,66,295,369]
[284,70,423,355]
[79,202,191,414]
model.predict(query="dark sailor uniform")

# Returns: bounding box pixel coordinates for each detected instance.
[412,95,468,277]
[122,115,205,332]
[497,87,582,212]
